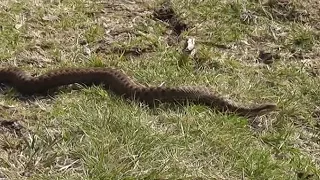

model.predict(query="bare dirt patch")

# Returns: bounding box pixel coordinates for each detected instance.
[153,0,188,36]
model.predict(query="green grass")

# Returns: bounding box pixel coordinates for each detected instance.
[0,0,320,179]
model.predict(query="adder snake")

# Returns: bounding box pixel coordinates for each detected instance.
[0,67,277,117]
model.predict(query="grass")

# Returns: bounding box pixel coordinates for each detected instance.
[0,0,320,179]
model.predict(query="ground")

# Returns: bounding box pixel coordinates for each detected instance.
[0,0,320,179]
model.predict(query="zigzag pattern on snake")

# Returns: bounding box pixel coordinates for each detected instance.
[0,67,277,117]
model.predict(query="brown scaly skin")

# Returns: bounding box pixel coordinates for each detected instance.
[0,67,277,117]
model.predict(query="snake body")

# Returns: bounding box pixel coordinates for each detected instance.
[0,67,277,117]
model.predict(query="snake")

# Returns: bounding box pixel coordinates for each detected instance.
[0,67,277,117]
